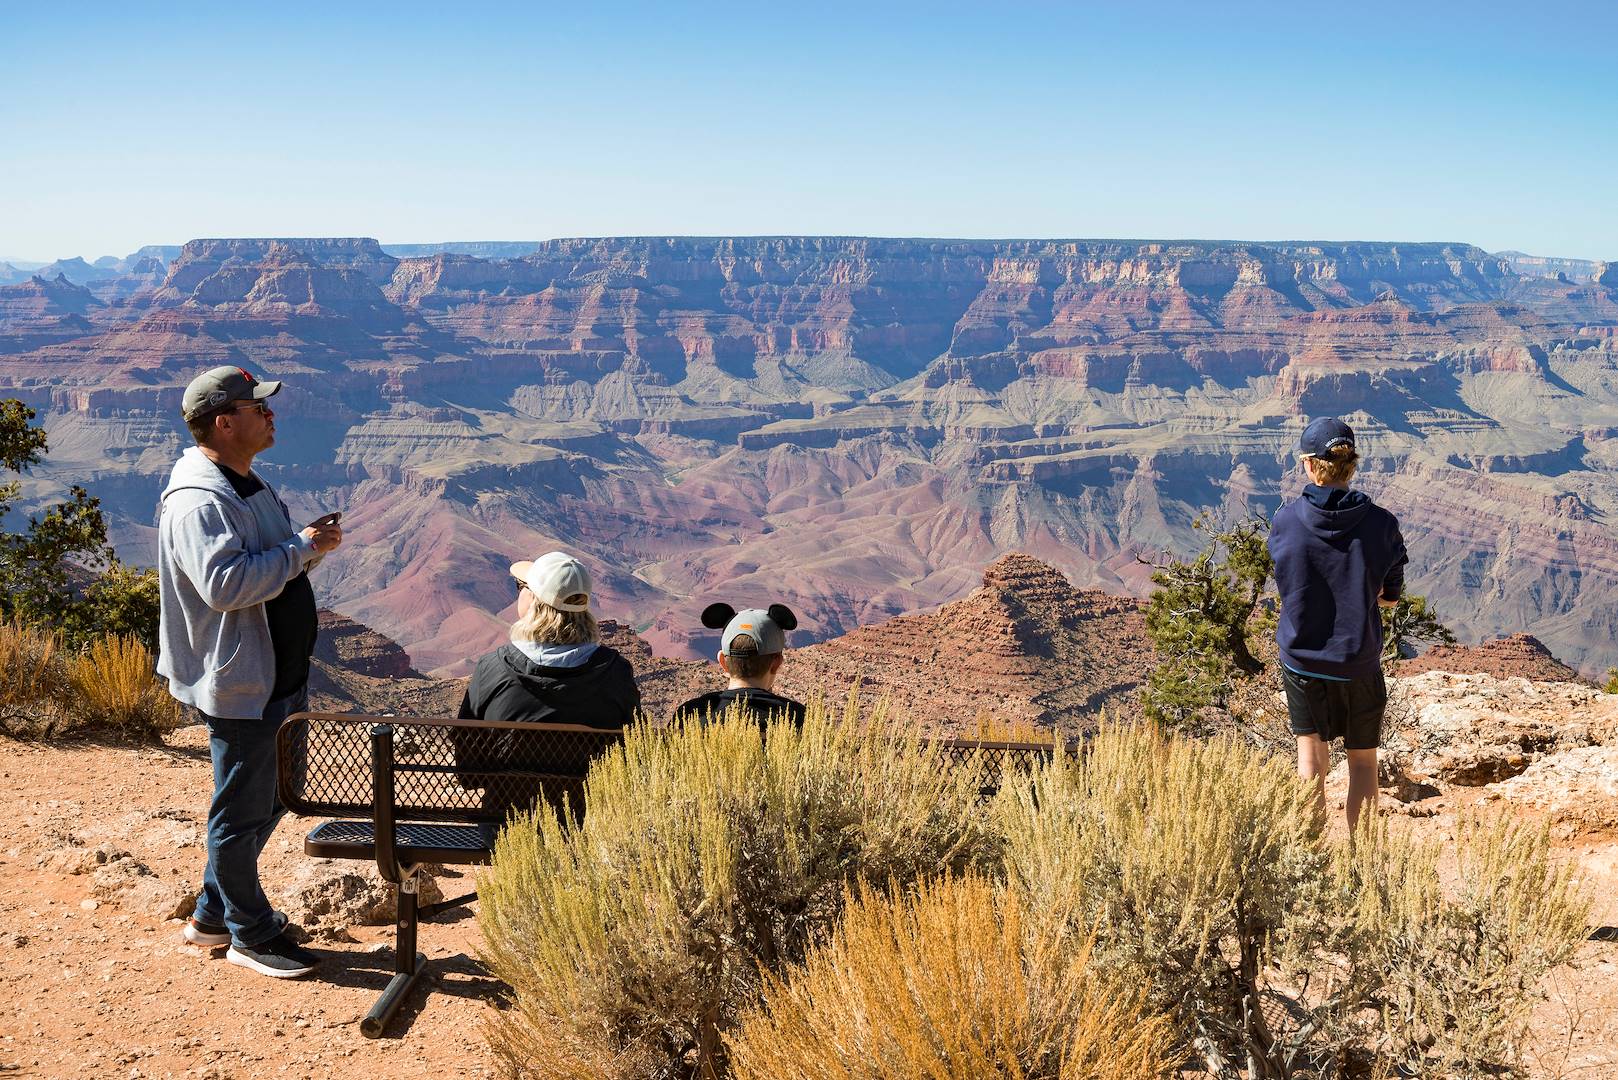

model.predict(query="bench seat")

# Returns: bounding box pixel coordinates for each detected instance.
[305,819,499,865]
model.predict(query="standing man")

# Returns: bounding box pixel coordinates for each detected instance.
[1268,417,1407,834]
[158,366,342,979]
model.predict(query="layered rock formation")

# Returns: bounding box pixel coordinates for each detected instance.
[781,553,1152,736]
[2,236,1617,675]
[1397,633,1590,683]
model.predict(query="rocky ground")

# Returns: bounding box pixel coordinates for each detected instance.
[2,663,1617,1078]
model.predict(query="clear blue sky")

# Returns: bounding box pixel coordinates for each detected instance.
[3,1,1615,261]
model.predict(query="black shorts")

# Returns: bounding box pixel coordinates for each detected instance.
[1281,666,1386,750]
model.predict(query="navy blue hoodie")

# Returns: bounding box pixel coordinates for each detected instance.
[1268,485,1408,679]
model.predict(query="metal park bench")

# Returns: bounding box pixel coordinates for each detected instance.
[276,712,625,1036]
[276,711,1058,1037]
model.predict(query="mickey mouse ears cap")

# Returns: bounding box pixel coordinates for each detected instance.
[700,602,799,656]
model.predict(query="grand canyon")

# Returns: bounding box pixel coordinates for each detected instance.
[2,236,1616,677]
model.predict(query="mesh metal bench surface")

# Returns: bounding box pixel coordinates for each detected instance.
[276,711,1060,1037]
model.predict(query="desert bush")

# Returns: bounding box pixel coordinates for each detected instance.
[998,725,1592,1077]
[1,398,158,650]
[477,697,1001,1080]
[2,624,177,739]
[1345,816,1590,1077]
[997,724,1340,1077]
[0,619,71,736]
[68,564,162,652]
[66,634,180,737]
[1139,515,1273,729]
[726,874,1179,1080]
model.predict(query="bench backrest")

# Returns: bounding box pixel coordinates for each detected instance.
[277,711,1064,825]
[277,712,627,825]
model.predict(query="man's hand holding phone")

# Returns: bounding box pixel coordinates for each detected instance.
[301,511,344,554]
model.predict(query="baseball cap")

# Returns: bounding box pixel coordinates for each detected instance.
[1298,416,1356,458]
[700,602,799,656]
[510,551,592,612]
[182,366,282,422]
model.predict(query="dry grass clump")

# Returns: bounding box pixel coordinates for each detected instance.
[477,697,1001,1080]
[998,724,1334,1076]
[0,619,70,735]
[968,707,1054,744]
[1346,817,1590,1077]
[726,875,1180,1080]
[66,634,180,736]
[1,622,175,738]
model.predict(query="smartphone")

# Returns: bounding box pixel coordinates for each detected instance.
[312,511,342,528]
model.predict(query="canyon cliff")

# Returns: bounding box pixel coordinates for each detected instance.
[2,236,1616,675]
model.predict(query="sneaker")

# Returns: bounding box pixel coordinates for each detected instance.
[183,909,289,948]
[226,932,320,979]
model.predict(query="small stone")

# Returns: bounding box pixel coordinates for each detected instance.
[80,899,99,911]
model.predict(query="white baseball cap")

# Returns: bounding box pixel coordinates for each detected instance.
[510,551,592,612]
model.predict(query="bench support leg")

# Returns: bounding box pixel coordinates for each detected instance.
[361,868,428,1038]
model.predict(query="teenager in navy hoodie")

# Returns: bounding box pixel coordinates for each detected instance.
[1268,417,1407,833]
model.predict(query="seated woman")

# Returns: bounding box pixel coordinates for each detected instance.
[454,551,639,812]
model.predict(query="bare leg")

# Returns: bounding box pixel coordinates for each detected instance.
[1296,735,1330,825]
[1345,748,1379,835]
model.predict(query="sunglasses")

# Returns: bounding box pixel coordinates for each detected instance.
[229,401,271,416]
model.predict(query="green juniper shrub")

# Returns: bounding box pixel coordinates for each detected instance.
[1139,515,1273,730]
[1380,593,1457,662]
[0,398,158,651]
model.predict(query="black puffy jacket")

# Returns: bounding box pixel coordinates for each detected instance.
[458,642,639,727]
[452,644,640,810]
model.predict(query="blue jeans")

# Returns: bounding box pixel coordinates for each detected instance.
[193,687,306,947]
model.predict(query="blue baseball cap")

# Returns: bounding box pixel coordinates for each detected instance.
[1298,416,1356,458]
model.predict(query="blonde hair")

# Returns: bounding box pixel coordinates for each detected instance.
[511,593,599,646]
[1304,443,1360,485]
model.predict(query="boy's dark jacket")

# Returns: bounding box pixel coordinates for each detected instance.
[1268,485,1408,679]
[458,643,639,727]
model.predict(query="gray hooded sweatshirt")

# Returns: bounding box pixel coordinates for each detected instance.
[157,447,319,719]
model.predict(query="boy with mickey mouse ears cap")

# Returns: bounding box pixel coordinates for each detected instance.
[671,602,807,729]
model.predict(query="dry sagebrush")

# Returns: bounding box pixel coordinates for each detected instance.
[0,619,69,735]
[726,874,1180,1080]
[998,725,1591,1079]
[477,698,1001,1080]
[1345,816,1590,1078]
[999,724,1336,1078]
[1,623,174,739]
[67,634,180,736]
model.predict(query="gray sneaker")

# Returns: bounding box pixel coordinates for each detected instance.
[182,910,288,948]
[226,932,320,979]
